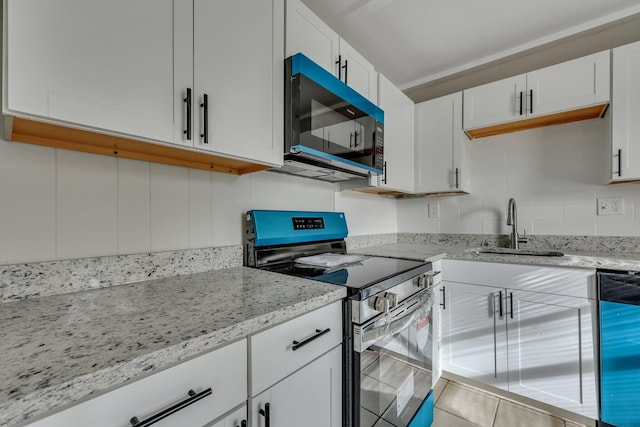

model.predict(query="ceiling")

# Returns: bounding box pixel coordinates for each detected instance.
[301,0,640,89]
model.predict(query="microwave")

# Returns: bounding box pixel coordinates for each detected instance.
[280,53,384,182]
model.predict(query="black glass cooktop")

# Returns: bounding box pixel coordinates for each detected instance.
[264,256,430,299]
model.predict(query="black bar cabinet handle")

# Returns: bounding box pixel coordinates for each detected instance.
[292,328,330,351]
[349,132,354,149]
[183,88,192,140]
[129,388,212,427]
[454,168,460,189]
[200,94,208,144]
[519,91,523,116]
[335,55,342,80]
[440,286,446,310]
[616,149,622,177]
[498,291,503,317]
[382,161,387,184]
[509,292,514,319]
[353,130,359,147]
[237,420,247,427]
[259,403,270,427]
[343,59,348,84]
[529,89,533,114]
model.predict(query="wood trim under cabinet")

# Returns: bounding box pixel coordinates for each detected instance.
[464,103,609,140]
[351,187,468,198]
[5,116,273,175]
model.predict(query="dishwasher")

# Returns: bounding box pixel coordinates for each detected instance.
[598,269,640,427]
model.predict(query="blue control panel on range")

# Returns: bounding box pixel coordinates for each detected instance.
[248,210,348,247]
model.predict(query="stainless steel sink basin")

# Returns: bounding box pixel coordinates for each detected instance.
[476,247,564,257]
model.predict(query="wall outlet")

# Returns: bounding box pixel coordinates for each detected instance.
[597,197,624,216]
[428,203,439,218]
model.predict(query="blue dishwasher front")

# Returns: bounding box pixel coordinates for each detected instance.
[599,270,640,427]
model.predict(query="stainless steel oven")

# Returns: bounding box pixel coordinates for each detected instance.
[244,210,435,427]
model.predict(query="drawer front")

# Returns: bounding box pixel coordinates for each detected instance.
[443,259,595,299]
[250,301,342,396]
[27,339,247,427]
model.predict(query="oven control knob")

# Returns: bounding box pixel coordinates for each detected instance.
[371,292,398,313]
[414,274,434,289]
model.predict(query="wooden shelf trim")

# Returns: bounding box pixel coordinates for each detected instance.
[352,187,468,198]
[6,117,274,175]
[464,104,609,140]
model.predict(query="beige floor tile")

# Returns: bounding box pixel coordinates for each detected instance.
[432,408,481,427]
[493,400,564,427]
[435,381,499,427]
[433,378,448,404]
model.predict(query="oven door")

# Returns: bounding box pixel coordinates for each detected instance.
[354,289,434,427]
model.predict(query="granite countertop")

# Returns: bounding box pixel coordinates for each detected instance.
[0,267,346,426]
[352,243,640,271]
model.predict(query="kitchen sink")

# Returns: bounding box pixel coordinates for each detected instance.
[476,247,564,257]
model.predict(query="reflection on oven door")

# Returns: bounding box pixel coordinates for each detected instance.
[358,293,433,426]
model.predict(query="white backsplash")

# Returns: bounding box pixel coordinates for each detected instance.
[399,117,640,237]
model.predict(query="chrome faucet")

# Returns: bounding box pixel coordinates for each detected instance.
[506,198,526,249]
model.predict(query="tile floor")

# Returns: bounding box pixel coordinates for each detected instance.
[432,379,588,427]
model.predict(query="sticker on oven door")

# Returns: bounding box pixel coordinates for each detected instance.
[397,370,415,415]
[416,316,430,349]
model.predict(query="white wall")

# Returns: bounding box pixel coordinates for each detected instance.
[0,138,396,265]
[399,116,640,237]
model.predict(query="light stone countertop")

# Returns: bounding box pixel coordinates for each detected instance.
[352,243,640,271]
[0,267,346,426]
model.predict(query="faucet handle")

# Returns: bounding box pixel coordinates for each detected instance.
[518,229,528,244]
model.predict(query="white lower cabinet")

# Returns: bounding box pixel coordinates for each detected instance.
[249,301,343,427]
[210,405,247,427]
[441,260,597,418]
[26,339,247,427]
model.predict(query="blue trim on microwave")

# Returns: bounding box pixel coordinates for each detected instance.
[291,145,383,175]
[249,210,348,247]
[290,53,384,123]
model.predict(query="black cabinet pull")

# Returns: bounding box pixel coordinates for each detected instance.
[237,420,247,427]
[509,292,514,319]
[615,148,622,177]
[454,168,460,189]
[183,88,192,140]
[349,132,354,149]
[259,402,270,427]
[292,328,330,351]
[529,89,533,114]
[200,94,209,144]
[353,130,359,147]
[129,388,212,427]
[343,59,348,84]
[498,291,503,318]
[335,54,342,80]
[382,161,387,184]
[519,91,523,116]
[440,286,446,310]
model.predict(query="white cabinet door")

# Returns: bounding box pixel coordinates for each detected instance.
[285,0,339,75]
[375,74,414,192]
[528,50,610,118]
[431,263,443,388]
[251,345,342,427]
[193,0,283,166]
[507,290,597,418]
[463,75,526,130]
[441,281,508,390]
[339,38,378,102]
[4,0,184,145]
[415,92,467,193]
[210,405,247,427]
[611,40,640,182]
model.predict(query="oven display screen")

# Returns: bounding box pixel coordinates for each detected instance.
[292,217,325,230]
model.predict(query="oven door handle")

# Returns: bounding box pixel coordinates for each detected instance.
[358,290,430,352]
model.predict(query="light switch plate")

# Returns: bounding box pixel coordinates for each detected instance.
[428,203,439,218]
[597,197,624,216]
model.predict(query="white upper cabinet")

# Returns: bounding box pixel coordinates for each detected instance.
[611,40,640,182]
[193,0,284,166]
[4,0,179,145]
[3,0,284,169]
[415,92,467,194]
[463,50,610,136]
[285,0,377,102]
[373,73,414,193]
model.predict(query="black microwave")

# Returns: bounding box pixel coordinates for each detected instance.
[282,53,384,182]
